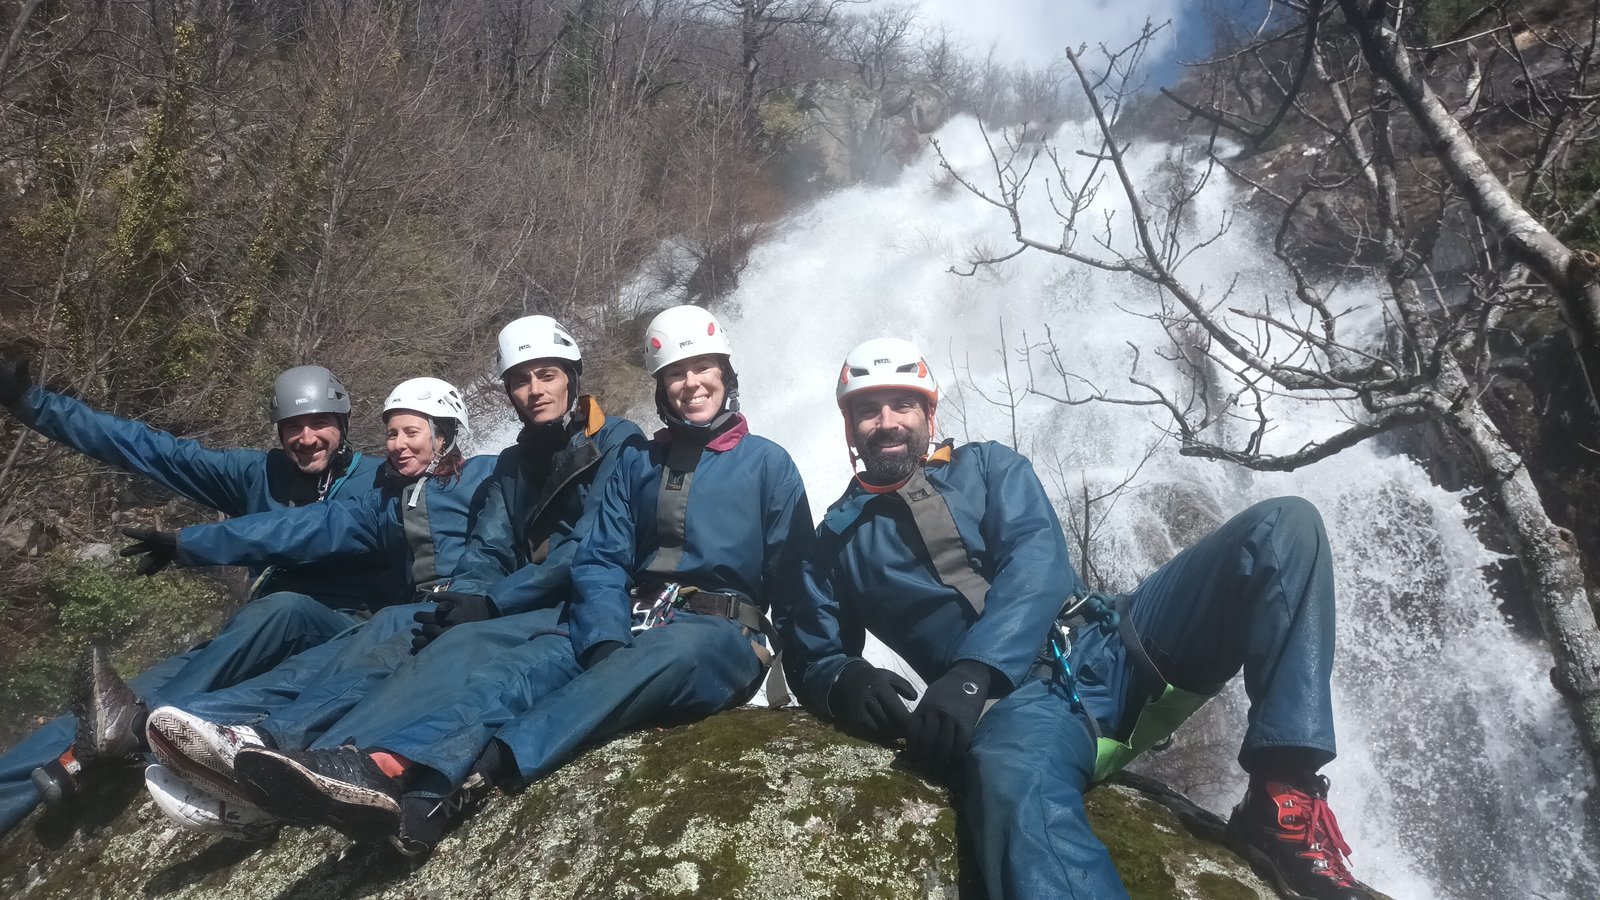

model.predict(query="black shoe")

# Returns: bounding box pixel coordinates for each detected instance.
[72,645,147,764]
[1226,776,1372,900]
[390,772,494,857]
[29,752,84,806]
[233,746,401,842]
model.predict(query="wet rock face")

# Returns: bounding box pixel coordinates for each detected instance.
[2,709,1284,899]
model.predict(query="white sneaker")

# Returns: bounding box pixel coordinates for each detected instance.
[146,706,265,806]
[145,764,278,841]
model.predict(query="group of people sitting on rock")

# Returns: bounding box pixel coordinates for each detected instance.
[0,306,1372,900]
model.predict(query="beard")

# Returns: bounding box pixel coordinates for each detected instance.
[857,423,930,485]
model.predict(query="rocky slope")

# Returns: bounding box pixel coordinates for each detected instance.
[0,709,1322,900]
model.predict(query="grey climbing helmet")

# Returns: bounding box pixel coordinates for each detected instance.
[269,365,351,423]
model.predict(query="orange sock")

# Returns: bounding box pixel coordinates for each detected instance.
[368,750,409,779]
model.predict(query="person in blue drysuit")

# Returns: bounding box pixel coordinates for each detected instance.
[115,376,492,838]
[784,338,1373,900]
[0,360,389,836]
[138,315,645,845]
[228,305,811,856]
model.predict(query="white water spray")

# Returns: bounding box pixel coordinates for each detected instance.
[679,116,1596,899]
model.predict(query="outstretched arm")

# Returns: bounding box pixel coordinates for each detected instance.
[13,383,265,516]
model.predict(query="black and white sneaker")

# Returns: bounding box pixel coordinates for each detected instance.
[73,645,147,764]
[233,746,402,841]
[145,764,279,842]
[146,706,266,806]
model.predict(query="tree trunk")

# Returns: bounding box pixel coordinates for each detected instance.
[739,1,762,147]
[1447,399,1600,782]
[1335,0,1600,413]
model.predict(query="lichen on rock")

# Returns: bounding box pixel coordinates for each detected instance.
[1,709,1305,899]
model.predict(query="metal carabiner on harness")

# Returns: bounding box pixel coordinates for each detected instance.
[1046,591,1122,715]
[630,582,680,634]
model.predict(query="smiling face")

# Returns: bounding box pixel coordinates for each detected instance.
[384,412,441,477]
[277,412,344,475]
[846,388,931,484]
[658,354,727,425]
[504,359,572,425]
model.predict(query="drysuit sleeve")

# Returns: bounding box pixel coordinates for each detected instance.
[176,488,394,568]
[484,419,647,616]
[784,526,868,717]
[15,386,263,516]
[950,446,1082,691]
[448,455,519,595]
[758,450,813,636]
[567,445,649,659]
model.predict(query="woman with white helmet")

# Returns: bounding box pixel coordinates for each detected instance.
[117,374,496,839]
[141,316,645,843]
[382,376,471,502]
[226,304,810,856]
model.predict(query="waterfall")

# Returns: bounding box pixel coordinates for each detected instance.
[687,116,1598,900]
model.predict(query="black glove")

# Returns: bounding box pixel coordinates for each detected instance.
[905,660,993,773]
[0,356,31,410]
[581,640,625,670]
[828,660,916,745]
[411,592,499,653]
[119,526,179,576]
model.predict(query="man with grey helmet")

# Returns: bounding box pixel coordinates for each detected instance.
[0,358,388,836]
[124,315,646,851]
[220,306,802,857]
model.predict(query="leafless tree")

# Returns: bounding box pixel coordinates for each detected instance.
[697,0,853,144]
[940,8,1600,779]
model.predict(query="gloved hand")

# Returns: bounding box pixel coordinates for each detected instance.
[905,660,993,772]
[119,527,180,576]
[411,592,499,653]
[827,660,916,745]
[0,356,31,410]
[581,640,625,670]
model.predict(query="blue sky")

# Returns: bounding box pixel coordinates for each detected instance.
[888,0,1264,84]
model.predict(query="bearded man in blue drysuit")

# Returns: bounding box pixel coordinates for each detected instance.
[0,361,393,835]
[784,338,1374,900]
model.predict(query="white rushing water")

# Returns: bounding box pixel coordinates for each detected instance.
[657,116,1595,899]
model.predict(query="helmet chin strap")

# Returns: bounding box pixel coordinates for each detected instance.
[655,372,740,435]
[406,419,457,508]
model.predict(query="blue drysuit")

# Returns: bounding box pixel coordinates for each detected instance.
[316,416,811,806]
[0,386,386,835]
[169,454,496,749]
[785,441,1339,900]
[182,401,644,751]
[277,404,650,786]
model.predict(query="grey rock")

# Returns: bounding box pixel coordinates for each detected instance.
[73,542,115,563]
[0,709,1295,899]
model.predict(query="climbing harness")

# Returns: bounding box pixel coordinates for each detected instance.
[1046,591,1216,782]
[250,450,365,601]
[879,444,1216,783]
[637,429,789,706]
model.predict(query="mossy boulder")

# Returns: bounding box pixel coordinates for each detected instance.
[1,709,1298,899]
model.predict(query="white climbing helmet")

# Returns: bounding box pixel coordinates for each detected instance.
[643,305,733,375]
[383,377,470,440]
[497,315,582,378]
[835,338,938,411]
